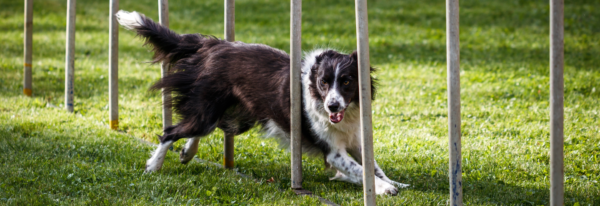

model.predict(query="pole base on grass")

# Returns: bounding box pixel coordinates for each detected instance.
[223,158,234,169]
[23,88,32,97]
[293,188,313,195]
[110,120,118,130]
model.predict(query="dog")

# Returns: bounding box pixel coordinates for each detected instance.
[116,10,408,195]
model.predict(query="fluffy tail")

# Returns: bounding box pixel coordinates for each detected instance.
[116,10,202,64]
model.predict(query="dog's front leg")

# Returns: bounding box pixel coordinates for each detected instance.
[348,147,410,188]
[326,149,399,195]
[146,141,173,172]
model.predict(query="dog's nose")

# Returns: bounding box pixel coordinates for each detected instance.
[328,102,340,112]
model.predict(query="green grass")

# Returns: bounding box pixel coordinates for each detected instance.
[1,0,599,205]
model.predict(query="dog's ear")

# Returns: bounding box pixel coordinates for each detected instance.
[350,50,358,62]
[349,50,377,100]
[316,50,337,65]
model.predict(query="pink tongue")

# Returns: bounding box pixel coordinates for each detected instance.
[329,110,345,123]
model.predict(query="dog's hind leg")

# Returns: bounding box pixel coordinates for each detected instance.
[146,104,224,171]
[146,140,174,172]
[145,124,205,172]
[146,87,233,171]
[179,137,200,164]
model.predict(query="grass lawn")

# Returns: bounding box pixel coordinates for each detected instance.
[1,0,599,205]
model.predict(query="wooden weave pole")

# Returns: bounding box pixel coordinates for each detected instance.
[23,0,33,97]
[446,0,463,205]
[158,0,172,129]
[223,0,235,169]
[290,0,303,190]
[109,0,119,130]
[65,0,76,113]
[549,0,564,205]
[355,0,376,205]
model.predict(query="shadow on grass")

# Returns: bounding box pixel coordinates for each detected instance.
[373,161,596,205]
[0,120,292,205]
[2,0,599,204]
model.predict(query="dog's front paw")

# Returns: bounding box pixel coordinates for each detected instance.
[329,170,360,184]
[179,148,194,164]
[388,180,410,188]
[145,158,163,173]
[145,164,161,173]
[375,179,398,196]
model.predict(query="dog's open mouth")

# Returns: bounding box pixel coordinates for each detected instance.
[329,109,346,124]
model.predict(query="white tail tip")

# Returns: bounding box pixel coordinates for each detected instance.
[116,10,145,30]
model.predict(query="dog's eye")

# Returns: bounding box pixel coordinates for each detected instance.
[321,79,327,85]
[343,80,350,85]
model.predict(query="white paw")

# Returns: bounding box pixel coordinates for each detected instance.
[145,157,163,172]
[329,170,359,184]
[329,170,350,181]
[388,180,410,188]
[145,141,172,173]
[375,178,398,195]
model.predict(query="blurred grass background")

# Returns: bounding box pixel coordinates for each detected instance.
[1,0,599,205]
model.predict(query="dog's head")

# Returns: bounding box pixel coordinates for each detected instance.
[309,50,376,124]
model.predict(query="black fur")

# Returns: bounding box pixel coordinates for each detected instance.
[126,13,336,155]
[124,13,379,162]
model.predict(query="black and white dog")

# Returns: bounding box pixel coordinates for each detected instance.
[116,10,408,195]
